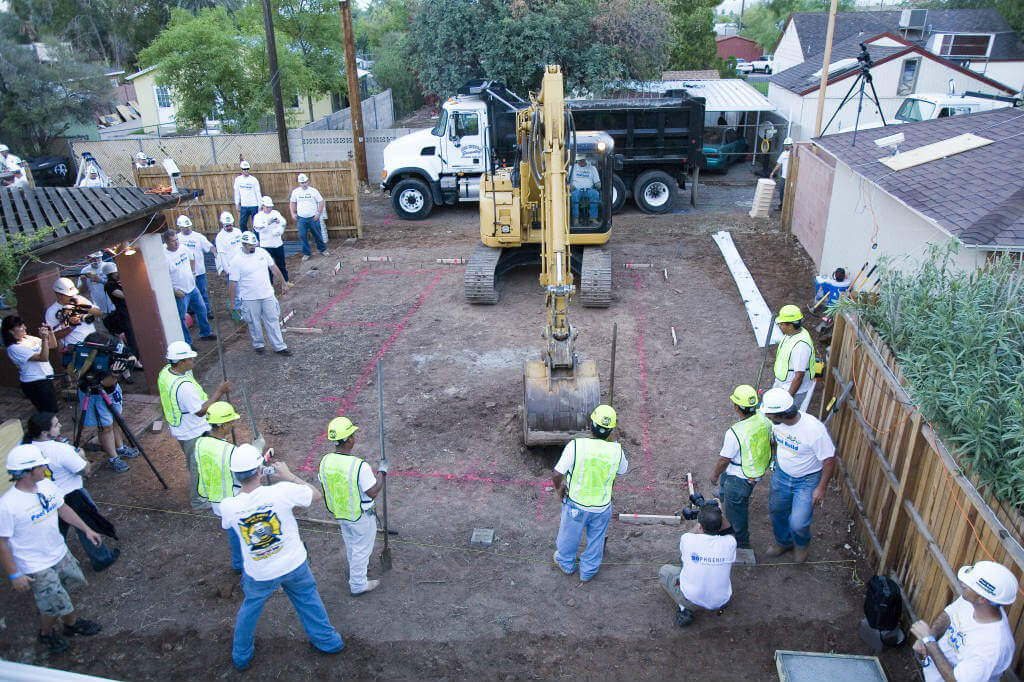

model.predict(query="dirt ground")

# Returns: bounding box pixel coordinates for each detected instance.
[0,184,920,681]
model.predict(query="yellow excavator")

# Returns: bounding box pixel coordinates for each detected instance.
[464,65,612,446]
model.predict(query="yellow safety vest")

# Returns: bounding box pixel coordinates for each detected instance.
[730,412,772,479]
[319,453,368,522]
[158,364,208,427]
[195,436,235,503]
[566,438,623,508]
[773,328,815,383]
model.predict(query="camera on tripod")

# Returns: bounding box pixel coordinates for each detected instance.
[56,303,96,326]
[856,42,874,69]
[681,472,719,521]
[65,332,137,389]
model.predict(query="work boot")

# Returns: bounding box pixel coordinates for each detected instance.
[63,619,102,636]
[675,608,696,627]
[39,629,70,654]
[351,579,380,596]
[117,445,139,459]
[275,348,292,356]
[301,255,310,262]
[764,542,793,559]
[253,347,265,354]
[106,456,128,473]
[793,545,810,563]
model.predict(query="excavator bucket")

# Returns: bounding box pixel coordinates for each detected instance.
[522,357,601,447]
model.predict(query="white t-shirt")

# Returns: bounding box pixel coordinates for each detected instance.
[79,263,114,313]
[252,210,286,249]
[571,163,601,191]
[233,175,262,208]
[772,338,813,396]
[0,479,68,574]
[353,459,378,511]
[78,176,104,188]
[220,482,312,581]
[2,152,23,171]
[679,531,736,610]
[554,439,628,513]
[36,439,87,495]
[229,248,276,301]
[45,298,97,348]
[772,412,835,478]
[215,229,243,274]
[922,597,1015,682]
[777,150,791,179]
[290,186,324,218]
[165,245,196,294]
[167,374,212,441]
[6,336,53,382]
[179,231,214,276]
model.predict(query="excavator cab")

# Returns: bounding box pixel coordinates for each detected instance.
[567,133,614,233]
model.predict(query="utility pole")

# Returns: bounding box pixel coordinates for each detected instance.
[338,0,368,185]
[813,0,839,137]
[261,0,291,162]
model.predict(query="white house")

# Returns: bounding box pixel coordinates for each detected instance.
[767,32,1016,141]
[772,8,1024,91]
[787,107,1024,277]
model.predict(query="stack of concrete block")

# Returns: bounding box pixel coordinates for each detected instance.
[749,178,776,218]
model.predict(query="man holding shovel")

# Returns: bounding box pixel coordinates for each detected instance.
[317,417,385,596]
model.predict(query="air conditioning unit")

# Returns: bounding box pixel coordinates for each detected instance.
[899,9,928,30]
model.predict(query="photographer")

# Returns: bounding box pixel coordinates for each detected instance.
[78,252,114,316]
[658,500,736,627]
[100,262,140,358]
[44,278,100,351]
[2,315,59,412]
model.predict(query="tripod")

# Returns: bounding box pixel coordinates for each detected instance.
[820,58,887,146]
[73,380,169,489]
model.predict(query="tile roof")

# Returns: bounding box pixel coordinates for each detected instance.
[814,107,1024,248]
[771,34,908,95]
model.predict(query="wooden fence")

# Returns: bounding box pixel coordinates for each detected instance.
[822,312,1024,676]
[133,161,362,240]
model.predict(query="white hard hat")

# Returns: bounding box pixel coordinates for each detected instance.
[52,277,79,296]
[219,211,235,226]
[240,161,251,170]
[88,168,98,175]
[959,561,1018,605]
[100,262,117,275]
[176,215,193,228]
[230,443,263,472]
[6,443,49,471]
[260,195,274,207]
[760,387,794,414]
[166,340,197,361]
[240,231,258,245]
[297,173,309,183]
[0,144,8,152]
[89,251,103,259]
[136,152,147,160]
[784,137,794,146]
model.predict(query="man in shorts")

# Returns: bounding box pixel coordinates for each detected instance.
[0,444,105,653]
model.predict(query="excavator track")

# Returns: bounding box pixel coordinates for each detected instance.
[579,246,612,308]
[464,244,502,304]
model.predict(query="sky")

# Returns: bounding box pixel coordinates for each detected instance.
[716,0,904,15]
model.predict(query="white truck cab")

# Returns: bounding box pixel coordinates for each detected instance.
[894,93,1012,124]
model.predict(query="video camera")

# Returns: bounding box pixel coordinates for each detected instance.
[65,332,137,389]
[55,302,96,326]
[856,42,874,70]
[681,472,719,521]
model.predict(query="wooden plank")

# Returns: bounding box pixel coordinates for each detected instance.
[879,411,921,572]
[879,133,993,171]
[8,188,36,236]
[18,189,50,236]
[0,188,20,237]
[34,187,64,234]
[82,188,116,222]
[116,188,148,213]
[102,187,137,215]
[904,499,959,591]
[834,453,884,558]
[41,188,75,235]
[58,187,99,226]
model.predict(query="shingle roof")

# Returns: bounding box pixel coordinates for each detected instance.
[786,9,1024,61]
[771,34,908,95]
[814,107,1024,248]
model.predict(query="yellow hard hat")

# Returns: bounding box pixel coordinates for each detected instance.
[775,304,804,324]
[327,416,358,442]
[590,404,617,430]
[730,385,759,408]
[206,401,241,425]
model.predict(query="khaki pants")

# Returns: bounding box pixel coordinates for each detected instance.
[179,436,206,509]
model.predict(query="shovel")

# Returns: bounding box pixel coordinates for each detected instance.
[376,358,393,572]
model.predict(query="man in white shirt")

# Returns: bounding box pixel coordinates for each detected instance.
[252,195,289,282]
[772,304,816,411]
[0,444,104,654]
[215,212,243,274]
[0,143,23,172]
[78,252,114,315]
[163,230,214,345]
[761,388,835,563]
[289,173,329,261]
[221,445,344,670]
[234,161,262,231]
[158,341,230,509]
[658,501,736,627]
[770,137,792,210]
[570,156,601,225]
[44,277,100,351]
[77,168,104,188]
[176,215,217,314]
[228,232,289,355]
[912,560,1017,682]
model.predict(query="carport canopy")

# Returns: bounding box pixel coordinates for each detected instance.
[634,78,776,113]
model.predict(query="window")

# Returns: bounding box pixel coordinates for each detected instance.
[291,94,301,110]
[895,98,935,123]
[154,86,172,109]
[897,58,920,96]
[454,112,479,137]
[939,34,991,58]
[431,109,448,137]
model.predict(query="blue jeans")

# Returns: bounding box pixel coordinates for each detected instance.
[769,467,822,548]
[554,498,612,581]
[227,528,242,571]
[297,216,326,256]
[189,273,210,315]
[719,474,757,549]
[238,205,259,231]
[65,488,117,570]
[571,187,600,221]
[232,560,342,669]
[174,287,212,344]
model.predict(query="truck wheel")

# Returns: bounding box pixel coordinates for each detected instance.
[611,174,627,214]
[391,178,433,220]
[632,170,676,214]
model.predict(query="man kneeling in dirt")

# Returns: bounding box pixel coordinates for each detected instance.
[657,501,736,627]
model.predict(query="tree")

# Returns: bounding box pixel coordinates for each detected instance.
[0,25,113,154]
[408,0,485,98]
[372,31,423,116]
[664,0,719,70]
[590,0,671,83]
[915,0,1023,36]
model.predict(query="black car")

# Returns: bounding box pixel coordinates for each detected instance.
[28,155,73,187]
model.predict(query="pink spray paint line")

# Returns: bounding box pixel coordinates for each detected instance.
[299,271,444,471]
[321,321,402,330]
[382,213,395,226]
[306,268,370,327]
[631,271,654,490]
